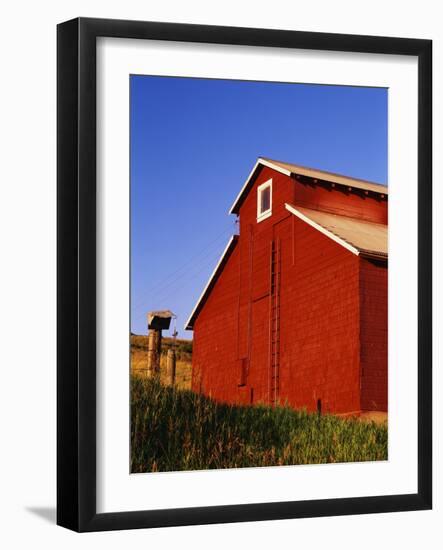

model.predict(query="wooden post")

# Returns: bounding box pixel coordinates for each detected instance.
[147,329,161,378]
[146,310,175,381]
[166,348,176,386]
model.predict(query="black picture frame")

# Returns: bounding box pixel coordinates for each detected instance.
[57,17,432,532]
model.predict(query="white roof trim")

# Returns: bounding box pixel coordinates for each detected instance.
[229,158,291,214]
[284,203,360,256]
[184,235,237,330]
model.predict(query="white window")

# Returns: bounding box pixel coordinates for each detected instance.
[257,179,272,222]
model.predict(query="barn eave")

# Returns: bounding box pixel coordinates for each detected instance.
[229,157,388,215]
[184,235,239,330]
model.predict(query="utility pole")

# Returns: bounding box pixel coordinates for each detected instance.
[166,319,178,386]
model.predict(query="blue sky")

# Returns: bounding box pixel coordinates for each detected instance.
[130,76,387,338]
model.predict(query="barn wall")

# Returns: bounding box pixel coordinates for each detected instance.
[192,166,295,404]
[238,166,296,239]
[191,242,242,402]
[278,217,361,414]
[192,165,364,413]
[236,166,295,404]
[359,258,388,411]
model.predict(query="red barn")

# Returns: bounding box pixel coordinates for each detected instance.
[185,158,388,416]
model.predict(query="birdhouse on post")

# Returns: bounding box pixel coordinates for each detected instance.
[146,310,174,379]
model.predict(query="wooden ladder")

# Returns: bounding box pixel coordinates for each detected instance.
[269,238,281,405]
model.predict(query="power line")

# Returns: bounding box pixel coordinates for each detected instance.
[133,255,224,326]
[132,223,236,313]
[131,245,227,323]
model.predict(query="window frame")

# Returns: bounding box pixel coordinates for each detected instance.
[257,179,273,222]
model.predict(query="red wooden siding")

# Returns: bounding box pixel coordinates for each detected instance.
[238,165,388,226]
[359,258,388,411]
[278,217,361,414]
[191,163,388,415]
[191,242,241,402]
[292,179,387,224]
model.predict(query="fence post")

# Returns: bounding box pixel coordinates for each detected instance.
[147,329,161,378]
[166,348,176,386]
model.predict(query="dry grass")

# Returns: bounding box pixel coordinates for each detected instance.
[130,333,192,390]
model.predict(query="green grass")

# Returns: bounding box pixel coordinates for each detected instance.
[131,376,388,473]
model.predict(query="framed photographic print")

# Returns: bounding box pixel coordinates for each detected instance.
[57,17,432,532]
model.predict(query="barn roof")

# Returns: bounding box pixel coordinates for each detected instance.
[185,235,239,330]
[285,203,388,260]
[229,157,388,215]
